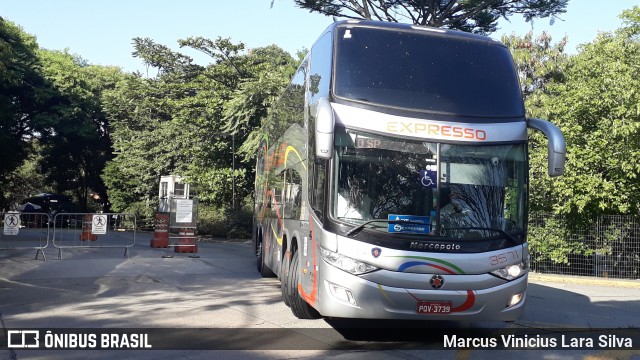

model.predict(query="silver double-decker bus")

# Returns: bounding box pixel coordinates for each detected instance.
[253,20,565,321]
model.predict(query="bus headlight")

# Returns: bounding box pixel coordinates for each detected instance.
[490,261,529,281]
[319,247,378,275]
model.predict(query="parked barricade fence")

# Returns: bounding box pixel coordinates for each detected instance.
[52,213,136,260]
[0,212,50,260]
[530,212,640,279]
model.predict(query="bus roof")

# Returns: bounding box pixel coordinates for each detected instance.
[320,19,505,47]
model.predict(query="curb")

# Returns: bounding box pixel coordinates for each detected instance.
[196,237,251,244]
[529,272,640,289]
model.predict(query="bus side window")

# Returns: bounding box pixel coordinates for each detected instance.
[283,169,303,220]
[308,32,332,103]
[310,160,327,219]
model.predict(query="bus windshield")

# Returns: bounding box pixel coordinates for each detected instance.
[333,25,524,117]
[332,130,527,239]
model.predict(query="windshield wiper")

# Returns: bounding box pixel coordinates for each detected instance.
[345,219,429,237]
[441,227,520,245]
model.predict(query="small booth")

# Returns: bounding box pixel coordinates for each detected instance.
[159,175,190,213]
[151,175,198,253]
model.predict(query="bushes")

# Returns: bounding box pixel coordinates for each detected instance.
[528,212,640,279]
[197,199,252,239]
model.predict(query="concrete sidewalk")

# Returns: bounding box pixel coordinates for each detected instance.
[529,272,640,289]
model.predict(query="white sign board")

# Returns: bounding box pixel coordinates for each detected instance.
[92,215,107,235]
[3,214,20,235]
[175,199,193,223]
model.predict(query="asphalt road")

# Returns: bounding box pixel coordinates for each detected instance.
[1,232,639,360]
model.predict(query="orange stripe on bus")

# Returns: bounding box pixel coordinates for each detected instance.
[298,215,318,305]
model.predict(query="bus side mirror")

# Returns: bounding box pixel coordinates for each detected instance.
[527,118,566,177]
[314,98,335,159]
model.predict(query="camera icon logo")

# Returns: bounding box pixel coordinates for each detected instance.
[7,330,40,348]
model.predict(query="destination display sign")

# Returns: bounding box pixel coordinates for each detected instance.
[387,214,430,234]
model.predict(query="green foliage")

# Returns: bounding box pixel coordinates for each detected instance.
[123,200,156,223]
[289,0,568,34]
[36,50,123,210]
[504,6,640,224]
[504,8,640,267]
[2,149,49,208]
[102,71,197,211]
[103,36,298,217]
[501,31,568,101]
[0,18,124,210]
[0,18,49,208]
[197,196,253,239]
[528,216,578,264]
[534,8,640,219]
[502,31,570,215]
[529,213,640,278]
[510,7,640,270]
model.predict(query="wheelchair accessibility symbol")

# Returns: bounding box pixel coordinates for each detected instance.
[419,170,437,188]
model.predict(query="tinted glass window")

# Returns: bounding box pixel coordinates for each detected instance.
[331,129,528,240]
[334,26,524,117]
[310,160,327,219]
[309,32,333,104]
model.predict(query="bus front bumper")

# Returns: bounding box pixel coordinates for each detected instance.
[314,264,527,321]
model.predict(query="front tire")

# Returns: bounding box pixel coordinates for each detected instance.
[287,251,321,319]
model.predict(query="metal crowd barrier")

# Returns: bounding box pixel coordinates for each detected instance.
[0,212,50,260]
[52,213,136,260]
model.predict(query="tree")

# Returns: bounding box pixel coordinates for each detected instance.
[2,147,48,207]
[0,18,53,209]
[498,8,640,267]
[101,71,195,215]
[37,50,123,211]
[530,6,640,219]
[103,36,243,214]
[501,31,569,217]
[102,36,299,217]
[287,0,568,34]
[501,31,568,100]
[199,45,299,207]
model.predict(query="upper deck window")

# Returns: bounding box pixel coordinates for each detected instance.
[333,25,524,118]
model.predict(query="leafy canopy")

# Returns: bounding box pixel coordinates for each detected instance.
[287,0,568,34]
[102,36,298,214]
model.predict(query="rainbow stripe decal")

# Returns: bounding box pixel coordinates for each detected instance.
[391,256,465,274]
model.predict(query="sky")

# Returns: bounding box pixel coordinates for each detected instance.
[1,0,639,74]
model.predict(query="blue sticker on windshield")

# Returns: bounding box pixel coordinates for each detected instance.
[387,214,430,234]
[419,170,437,188]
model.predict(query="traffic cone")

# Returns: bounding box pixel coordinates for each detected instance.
[175,228,197,253]
[79,214,98,241]
[150,213,170,248]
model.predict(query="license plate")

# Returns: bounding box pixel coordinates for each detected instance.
[417,301,452,314]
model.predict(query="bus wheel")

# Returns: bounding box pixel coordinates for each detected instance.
[257,240,274,277]
[280,250,291,307]
[287,251,321,319]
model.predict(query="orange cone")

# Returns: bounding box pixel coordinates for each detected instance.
[175,228,197,253]
[79,214,98,241]
[150,213,170,248]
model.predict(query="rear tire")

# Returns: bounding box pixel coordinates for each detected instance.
[287,251,321,319]
[257,240,274,277]
[280,250,291,307]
